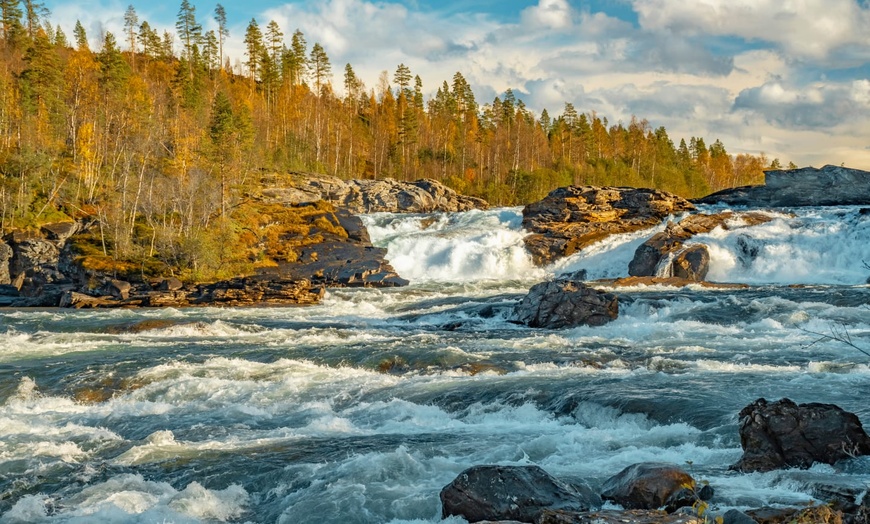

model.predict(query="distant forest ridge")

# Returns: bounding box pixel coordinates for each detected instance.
[0,1,783,280]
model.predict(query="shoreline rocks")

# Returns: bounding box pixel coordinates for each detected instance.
[440,400,869,524]
[522,186,695,266]
[731,398,870,473]
[262,173,489,213]
[0,202,407,308]
[694,165,870,207]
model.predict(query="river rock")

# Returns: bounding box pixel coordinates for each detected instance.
[101,279,132,300]
[440,465,601,523]
[263,173,489,213]
[537,509,703,523]
[628,212,773,280]
[731,398,870,472]
[192,277,324,306]
[522,186,695,266]
[695,165,870,207]
[600,463,704,511]
[514,280,618,328]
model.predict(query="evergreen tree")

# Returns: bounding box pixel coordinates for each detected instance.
[73,19,87,51]
[176,0,201,64]
[214,3,228,70]
[1,0,24,46]
[309,42,330,94]
[123,5,138,55]
[243,18,263,81]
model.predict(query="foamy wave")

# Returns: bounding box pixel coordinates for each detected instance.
[363,209,545,283]
[2,474,249,523]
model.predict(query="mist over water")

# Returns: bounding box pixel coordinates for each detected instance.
[1,206,869,523]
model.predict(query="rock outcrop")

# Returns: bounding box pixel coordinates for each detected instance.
[600,463,709,512]
[514,280,618,328]
[695,165,870,207]
[731,398,870,472]
[628,212,773,280]
[440,465,600,523]
[522,186,695,266]
[1,202,405,308]
[537,509,703,523]
[262,174,489,213]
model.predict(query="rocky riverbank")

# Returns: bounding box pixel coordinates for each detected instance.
[440,398,870,524]
[0,203,406,308]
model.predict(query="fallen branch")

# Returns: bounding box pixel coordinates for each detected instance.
[800,323,870,359]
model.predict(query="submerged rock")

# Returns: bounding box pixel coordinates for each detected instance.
[628,212,772,280]
[695,165,870,207]
[731,398,870,472]
[522,186,695,266]
[440,465,600,523]
[263,173,489,213]
[514,280,618,328]
[537,509,703,523]
[600,463,705,511]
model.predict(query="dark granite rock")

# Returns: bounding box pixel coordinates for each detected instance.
[731,398,870,472]
[719,509,757,524]
[600,463,702,511]
[0,241,12,284]
[514,280,618,328]
[440,465,600,523]
[628,212,772,280]
[101,279,133,300]
[695,165,870,207]
[536,509,703,523]
[155,277,184,291]
[522,186,695,266]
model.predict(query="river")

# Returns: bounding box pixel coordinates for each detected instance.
[1,205,868,523]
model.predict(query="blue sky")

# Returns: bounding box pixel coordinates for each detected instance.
[44,0,870,168]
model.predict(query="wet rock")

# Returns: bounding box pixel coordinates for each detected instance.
[719,509,757,524]
[628,212,772,280]
[440,465,601,523]
[602,277,748,290]
[193,277,324,306]
[731,398,870,472]
[743,506,801,523]
[522,186,695,266]
[264,174,489,213]
[537,509,703,523]
[102,319,183,334]
[60,291,122,309]
[514,280,618,328]
[600,463,701,511]
[695,165,870,207]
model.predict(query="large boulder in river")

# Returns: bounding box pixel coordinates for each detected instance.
[628,212,773,280]
[440,465,600,523]
[600,463,708,511]
[522,186,695,266]
[262,173,489,213]
[695,165,870,207]
[731,398,870,472]
[514,280,618,328]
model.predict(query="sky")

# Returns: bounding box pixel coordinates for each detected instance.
[44,0,870,168]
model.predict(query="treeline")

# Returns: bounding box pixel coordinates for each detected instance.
[0,1,775,280]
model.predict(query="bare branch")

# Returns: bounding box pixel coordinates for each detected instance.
[800,323,870,359]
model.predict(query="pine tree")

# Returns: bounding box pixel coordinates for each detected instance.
[243,18,263,81]
[214,4,228,70]
[73,19,87,51]
[123,5,137,56]
[1,0,24,46]
[176,0,201,66]
[308,42,330,94]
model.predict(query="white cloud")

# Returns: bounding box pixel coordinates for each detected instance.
[42,0,870,169]
[631,0,870,62]
[520,0,574,30]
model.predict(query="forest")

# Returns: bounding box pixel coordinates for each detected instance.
[0,0,780,281]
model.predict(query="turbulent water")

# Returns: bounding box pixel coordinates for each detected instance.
[1,206,869,523]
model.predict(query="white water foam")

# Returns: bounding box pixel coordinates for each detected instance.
[363,209,545,283]
[697,207,870,285]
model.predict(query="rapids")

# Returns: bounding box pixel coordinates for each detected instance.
[1,206,868,523]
